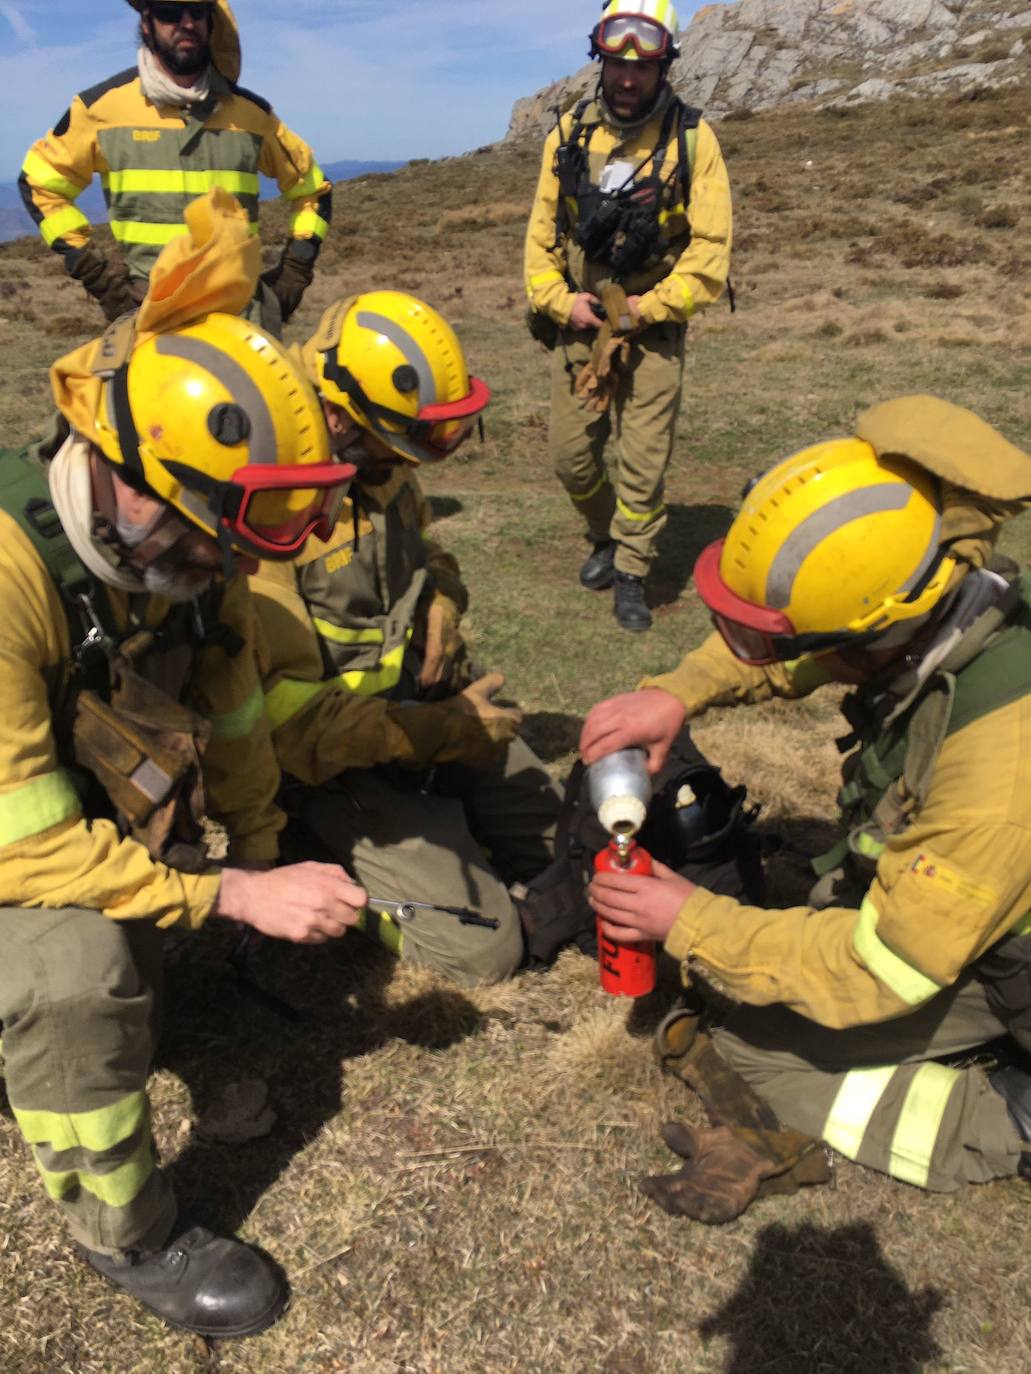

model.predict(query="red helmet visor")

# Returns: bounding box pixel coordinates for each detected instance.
[693,539,800,666]
[226,461,356,559]
[594,15,672,59]
[413,374,491,460]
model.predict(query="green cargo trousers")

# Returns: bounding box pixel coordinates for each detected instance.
[549,321,686,578]
[0,906,174,1255]
[714,975,1024,1192]
[286,738,562,987]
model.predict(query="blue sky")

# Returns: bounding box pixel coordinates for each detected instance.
[0,1,710,170]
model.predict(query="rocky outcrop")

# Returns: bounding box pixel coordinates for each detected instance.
[506,0,1031,139]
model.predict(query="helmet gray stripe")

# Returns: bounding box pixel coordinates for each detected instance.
[765,483,920,610]
[154,335,277,465]
[356,310,434,406]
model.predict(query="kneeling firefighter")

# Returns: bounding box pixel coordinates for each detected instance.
[0,191,363,1336]
[250,292,563,986]
[523,0,732,631]
[582,395,1031,1219]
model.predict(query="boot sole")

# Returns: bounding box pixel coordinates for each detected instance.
[580,571,615,591]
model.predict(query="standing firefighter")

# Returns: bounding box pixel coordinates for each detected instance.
[0,192,364,1336]
[19,0,331,330]
[524,0,732,631]
[251,293,562,985]
[582,397,1031,1218]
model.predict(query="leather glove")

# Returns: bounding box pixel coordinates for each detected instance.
[65,243,138,322]
[418,596,464,693]
[574,306,633,414]
[260,240,315,324]
[390,673,521,769]
[640,1120,831,1224]
[655,1010,781,1132]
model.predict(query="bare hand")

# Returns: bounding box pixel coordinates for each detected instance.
[579,688,687,773]
[418,600,450,691]
[589,859,695,943]
[216,862,368,945]
[568,292,602,331]
[625,294,643,325]
[455,672,523,733]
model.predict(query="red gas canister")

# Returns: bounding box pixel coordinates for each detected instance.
[593,837,657,997]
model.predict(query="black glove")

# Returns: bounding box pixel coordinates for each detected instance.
[260,240,316,325]
[64,244,137,322]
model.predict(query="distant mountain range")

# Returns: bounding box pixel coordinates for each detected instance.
[0,159,405,245]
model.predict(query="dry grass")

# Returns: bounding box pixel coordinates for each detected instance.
[3,81,1031,1373]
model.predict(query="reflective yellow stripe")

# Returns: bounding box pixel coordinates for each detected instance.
[110,219,260,245]
[104,168,260,196]
[657,201,688,227]
[888,1063,958,1188]
[572,474,609,504]
[616,497,665,523]
[201,685,264,741]
[338,641,407,697]
[529,269,564,288]
[283,163,326,201]
[313,618,384,647]
[40,205,90,245]
[290,208,329,240]
[822,1066,895,1159]
[852,897,943,1007]
[264,677,327,730]
[21,150,86,200]
[0,769,81,846]
[355,907,404,956]
[854,832,885,860]
[37,1137,155,1208]
[14,1090,146,1154]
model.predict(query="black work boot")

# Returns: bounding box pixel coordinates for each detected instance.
[579,539,617,591]
[613,570,653,632]
[989,1065,1031,1179]
[81,1225,287,1338]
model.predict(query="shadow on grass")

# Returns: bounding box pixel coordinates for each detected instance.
[651,502,735,608]
[697,1220,943,1373]
[427,494,464,521]
[521,709,583,763]
[157,928,484,1238]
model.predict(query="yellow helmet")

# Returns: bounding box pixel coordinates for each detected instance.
[591,1,681,61]
[90,312,353,560]
[307,291,491,464]
[694,437,957,664]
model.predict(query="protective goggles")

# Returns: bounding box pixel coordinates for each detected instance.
[222,462,356,558]
[592,14,674,60]
[148,2,214,24]
[412,376,492,459]
[693,540,863,666]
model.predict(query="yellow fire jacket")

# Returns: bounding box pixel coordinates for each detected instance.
[20,67,331,277]
[252,469,482,783]
[0,510,283,929]
[642,631,1031,1028]
[524,99,731,326]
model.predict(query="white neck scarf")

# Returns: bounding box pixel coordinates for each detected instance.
[47,434,147,593]
[138,44,212,108]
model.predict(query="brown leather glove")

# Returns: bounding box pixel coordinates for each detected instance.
[418,596,465,693]
[65,243,138,321]
[390,673,521,769]
[655,1009,781,1132]
[640,1120,831,1224]
[260,240,315,324]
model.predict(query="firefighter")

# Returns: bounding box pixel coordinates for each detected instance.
[251,292,563,986]
[0,192,363,1335]
[582,396,1031,1212]
[19,0,331,330]
[524,0,732,631]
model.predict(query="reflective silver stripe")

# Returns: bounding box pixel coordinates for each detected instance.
[154,336,277,464]
[355,310,434,407]
[766,484,916,610]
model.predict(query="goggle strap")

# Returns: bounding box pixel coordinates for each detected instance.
[109,363,147,484]
[321,350,428,439]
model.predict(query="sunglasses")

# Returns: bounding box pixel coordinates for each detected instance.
[148,2,213,26]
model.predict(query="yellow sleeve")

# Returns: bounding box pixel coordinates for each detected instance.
[0,523,218,929]
[258,115,332,246]
[19,97,99,255]
[187,573,285,865]
[250,559,441,780]
[666,694,1031,1028]
[523,126,575,325]
[640,631,831,718]
[637,119,732,325]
